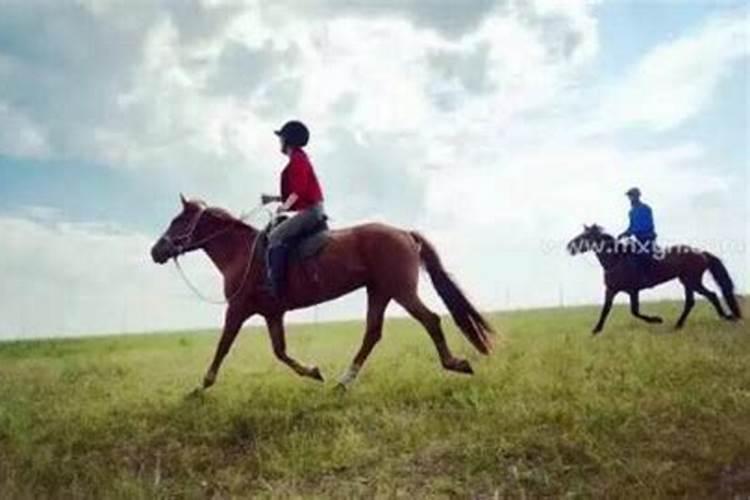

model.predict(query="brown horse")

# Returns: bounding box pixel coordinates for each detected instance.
[150,196,493,389]
[568,224,741,334]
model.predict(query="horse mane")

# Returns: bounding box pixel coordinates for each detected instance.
[188,198,256,232]
[588,224,617,250]
[205,206,236,221]
[211,207,257,232]
[599,232,616,246]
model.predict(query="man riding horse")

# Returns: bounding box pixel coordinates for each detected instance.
[261,120,326,298]
[618,187,657,281]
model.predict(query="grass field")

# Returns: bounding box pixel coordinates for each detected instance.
[0,298,748,498]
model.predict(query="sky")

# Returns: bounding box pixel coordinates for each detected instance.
[0,0,747,339]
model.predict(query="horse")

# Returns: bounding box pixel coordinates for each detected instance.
[567,224,741,334]
[150,195,494,390]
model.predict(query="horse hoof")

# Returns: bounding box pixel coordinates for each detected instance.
[650,316,663,324]
[447,359,474,375]
[333,382,348,393]
[309,367,325,382]
[591,328,602,335]
[185,388,205,401]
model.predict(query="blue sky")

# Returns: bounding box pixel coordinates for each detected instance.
[0,0,747,338]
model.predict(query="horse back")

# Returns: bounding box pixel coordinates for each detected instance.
[283,222,419,308]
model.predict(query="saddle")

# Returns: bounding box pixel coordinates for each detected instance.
[616,238,663,286]
[259,215,331,262]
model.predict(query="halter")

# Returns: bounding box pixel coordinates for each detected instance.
[165,203,272,305]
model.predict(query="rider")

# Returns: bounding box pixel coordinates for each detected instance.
[261,120,325,298]
[617,187,657,275]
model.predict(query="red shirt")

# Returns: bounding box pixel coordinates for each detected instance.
[280,148,324,211]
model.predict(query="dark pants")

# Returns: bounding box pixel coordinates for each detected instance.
[266,203,325,297]
[268,203,325,248]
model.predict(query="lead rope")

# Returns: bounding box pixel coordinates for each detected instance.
[173,203,273,305]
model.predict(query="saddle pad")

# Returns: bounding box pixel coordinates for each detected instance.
[256,226,331,263]
[291,230,330,261]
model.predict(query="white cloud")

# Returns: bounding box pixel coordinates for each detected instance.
[591,11,748,132]
[0,0,601,167]
[0,213,223,338]
[0,102,50,159]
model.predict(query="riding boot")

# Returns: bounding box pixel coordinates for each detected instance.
[266,244,289,298]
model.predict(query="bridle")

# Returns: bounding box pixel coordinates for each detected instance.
[163,203,271,304]
[162,204,224,256]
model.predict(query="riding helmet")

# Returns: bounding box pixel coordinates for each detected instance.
[274,120,310,147]
[625,187,641,197]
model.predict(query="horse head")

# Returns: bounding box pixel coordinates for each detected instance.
[150,195,242,264]
[567,224,613,255]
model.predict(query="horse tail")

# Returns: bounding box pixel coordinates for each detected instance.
[410,231,494,354]
[705,253,742,319]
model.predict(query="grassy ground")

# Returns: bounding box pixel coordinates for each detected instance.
[0,299,748,498]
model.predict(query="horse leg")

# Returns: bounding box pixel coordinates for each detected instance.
[336,289,390,389]
[396,292,473,374]
[265,315,324,382]
[592,288,617,335]
[203,307,248,389]
[675,286,695,329]
[629,290,663,324]
[694,281,731,320]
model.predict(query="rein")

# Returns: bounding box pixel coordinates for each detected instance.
[172,203,273,305]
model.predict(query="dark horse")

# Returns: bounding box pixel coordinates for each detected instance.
[151,196,493,389]
[568,224,741,334]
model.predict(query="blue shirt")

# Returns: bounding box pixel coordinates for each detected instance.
[627,202,655,238]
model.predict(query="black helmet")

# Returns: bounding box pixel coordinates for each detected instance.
[274,120,309,147]
[625,187,641,198]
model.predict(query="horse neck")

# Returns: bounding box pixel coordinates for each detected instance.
[593,237,619,270]
[201,224,257,277]
[594,251,618,270]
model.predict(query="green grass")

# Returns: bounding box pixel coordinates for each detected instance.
[0,299,748,498]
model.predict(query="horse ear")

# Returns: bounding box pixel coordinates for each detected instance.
[180,193,187,206]
[583,224,590,231]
